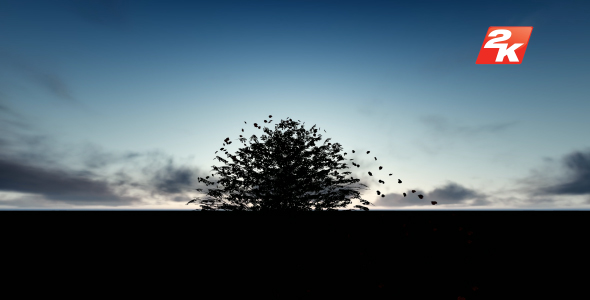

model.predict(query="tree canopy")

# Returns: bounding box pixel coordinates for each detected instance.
[187,116,375,211]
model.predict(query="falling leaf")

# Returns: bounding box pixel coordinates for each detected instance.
[398,179,402,183]
[381,194,384,197]
[403,193,406,197]
[367,151,370,154]
[377,190,381,195]
[352,150,355,153]
[412,190,416,193]
[368,172,372,176]
[269,115,272,118]
[389,174,392,176]
[379,166,383,170]
[418,194,423,199]
[431,201,437,205]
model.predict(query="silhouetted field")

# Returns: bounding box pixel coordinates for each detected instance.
[3,211,585,299]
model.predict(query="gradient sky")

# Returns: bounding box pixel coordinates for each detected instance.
[1,0,589,210]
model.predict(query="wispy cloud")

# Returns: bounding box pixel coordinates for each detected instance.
[0,48,77,103]
[29,72,76,102]
[0,100,30,131]
[420,114,518,138]
[415,114,518,155]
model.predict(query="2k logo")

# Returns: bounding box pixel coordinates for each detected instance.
[476,27,533,64]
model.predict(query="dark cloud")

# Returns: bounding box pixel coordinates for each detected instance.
[373,181,491,207]
[151,159,197,194]
[540,149,590,195]
[507,148,590,208]
[0,156,136,204]
[428,182,480,203]
[0,114,202,206]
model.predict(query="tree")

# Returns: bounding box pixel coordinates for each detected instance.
[187,116,375,211]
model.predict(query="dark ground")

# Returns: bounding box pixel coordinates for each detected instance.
[3,211,586,299]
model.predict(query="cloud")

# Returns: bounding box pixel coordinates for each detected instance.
[428,182,479,202]
[29,72,76,102]
[538,149,590,195]
[415,115,518,155]
[0,156,137,204]
[0,48,77,103]
[0,101,30,131]
[420,114,518,138]
[500,148,590,208]
[0,114,205,207]
[150,158,198,195]
[373,181,491,207]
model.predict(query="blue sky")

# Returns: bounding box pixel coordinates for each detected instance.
[1,0,589,210]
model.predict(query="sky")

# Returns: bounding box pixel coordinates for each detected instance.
[1,0,590,210]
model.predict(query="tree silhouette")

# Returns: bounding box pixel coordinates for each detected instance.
[187,116,376,211]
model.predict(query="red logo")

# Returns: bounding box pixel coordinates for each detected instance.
[476,26,533,64]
